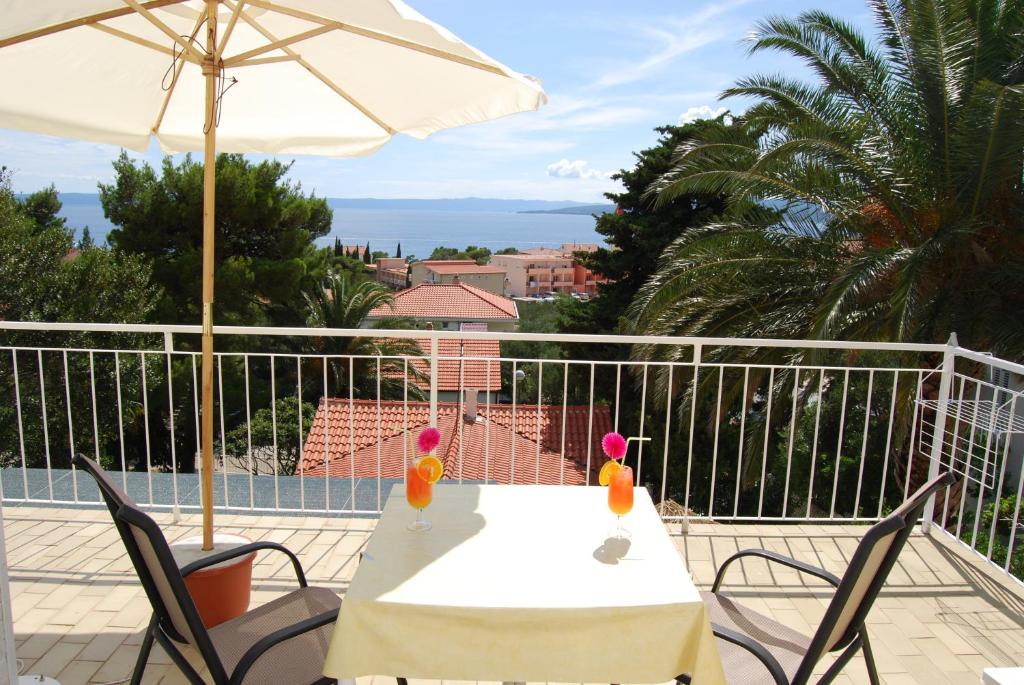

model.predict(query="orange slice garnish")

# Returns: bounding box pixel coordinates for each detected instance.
[599,460,623,486]
[416,455,444,484]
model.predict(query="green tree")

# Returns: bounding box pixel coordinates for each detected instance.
[465,245,491,264]
[395,242,402,258]
[17,185,66,232]
[568,122,729,337]
[0,174,159,328]
[302,271,425,399]
[222,397,316,476]
[100,152,333,328]
[429,246,460,260]
[78,226,94,250]
[0,171,161,472]
[496,247,519,255]
[631,0,1024,513]
[363,242,372,264]
[637,0,1024,355]
[428,245,491,264]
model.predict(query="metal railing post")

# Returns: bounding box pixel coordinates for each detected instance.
[163,331,182,522]
[922,332,957,532]
[429,335,439,426]
[0,503,17,685]
[682,343,702,534]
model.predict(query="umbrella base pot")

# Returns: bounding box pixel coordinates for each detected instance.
[171,534,255,628]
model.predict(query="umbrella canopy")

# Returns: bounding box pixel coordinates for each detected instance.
[0,0,546,548]
[0,1,546,154]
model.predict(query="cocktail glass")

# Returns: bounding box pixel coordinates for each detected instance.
[608,465,634,538]
[406,464,433,531]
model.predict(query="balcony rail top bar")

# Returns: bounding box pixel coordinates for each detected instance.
[0,320,952,354]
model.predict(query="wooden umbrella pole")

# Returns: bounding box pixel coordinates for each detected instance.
[200,0,218,551]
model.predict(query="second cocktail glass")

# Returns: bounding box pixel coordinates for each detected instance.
[607,465,634,539]
[407,427,443,532]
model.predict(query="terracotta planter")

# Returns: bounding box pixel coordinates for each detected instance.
[171,534,255,628]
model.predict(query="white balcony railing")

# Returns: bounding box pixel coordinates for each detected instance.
[1,321,1022,584]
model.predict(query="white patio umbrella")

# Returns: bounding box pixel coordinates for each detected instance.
[0,0,546,549]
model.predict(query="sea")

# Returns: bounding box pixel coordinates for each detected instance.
[53,195,604,257]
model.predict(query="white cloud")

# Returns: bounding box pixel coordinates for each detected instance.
[678,105,728,124]
[546,159,607,180]
[430,93,655,157]
[592,27,720,90]
[0,130,155,193]
[588,0,755,90]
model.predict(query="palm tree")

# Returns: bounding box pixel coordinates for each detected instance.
[302,271,425,399]
[630,0,1024,512]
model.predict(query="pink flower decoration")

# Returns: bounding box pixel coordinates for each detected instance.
[417,427,441,453]
[602,432,627,460]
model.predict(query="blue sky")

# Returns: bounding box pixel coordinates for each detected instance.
[1,0,874,202]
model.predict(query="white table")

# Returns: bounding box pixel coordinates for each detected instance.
[984,667,1024,684]
[323,484,725,684]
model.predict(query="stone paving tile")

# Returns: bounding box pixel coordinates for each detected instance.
[6,506,1024,684]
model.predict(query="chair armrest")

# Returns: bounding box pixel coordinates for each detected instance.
[227,608,339,685]
[710,622,790,685]
[711,549,840,593]
[180,541,308,587]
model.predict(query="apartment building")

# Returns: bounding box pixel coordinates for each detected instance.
[490,252,574,297]
[490,245,607,297]
[374,257,409,289]
[409,259,507,295]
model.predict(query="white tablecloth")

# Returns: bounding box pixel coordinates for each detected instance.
[324,484,725,684]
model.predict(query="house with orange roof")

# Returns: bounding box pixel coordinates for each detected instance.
[409,259,507,295]
[374,257,409,289]
[300,398,613,485]
[365,282,519,331]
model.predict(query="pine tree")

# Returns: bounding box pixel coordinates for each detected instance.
[362,243,371,264]
[395,242,402,258]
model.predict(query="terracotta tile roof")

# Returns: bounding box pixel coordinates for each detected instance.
[377,338,501,392]
[300,400,613,485]
[492,252,571,263]
[425,263,506,275]
[416,338,501,392]
[561,243,600,253]
[367,283,518,320]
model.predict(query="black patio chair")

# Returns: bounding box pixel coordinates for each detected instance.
[678,471,956,685]
[73,453,341,685]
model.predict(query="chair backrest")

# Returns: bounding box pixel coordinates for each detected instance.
[72,455,227,683]
[73,451,135,519]
[793,471,955,684]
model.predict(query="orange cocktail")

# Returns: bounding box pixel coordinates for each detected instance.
[406,463,433,531]
[608,465,634,537]
[406,465,433,509]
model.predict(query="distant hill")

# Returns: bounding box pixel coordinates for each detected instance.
[518,204,615,215]
[325,197,602,212]
[24,193,604,215]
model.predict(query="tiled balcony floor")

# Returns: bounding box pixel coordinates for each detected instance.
[6,506,1024,684]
